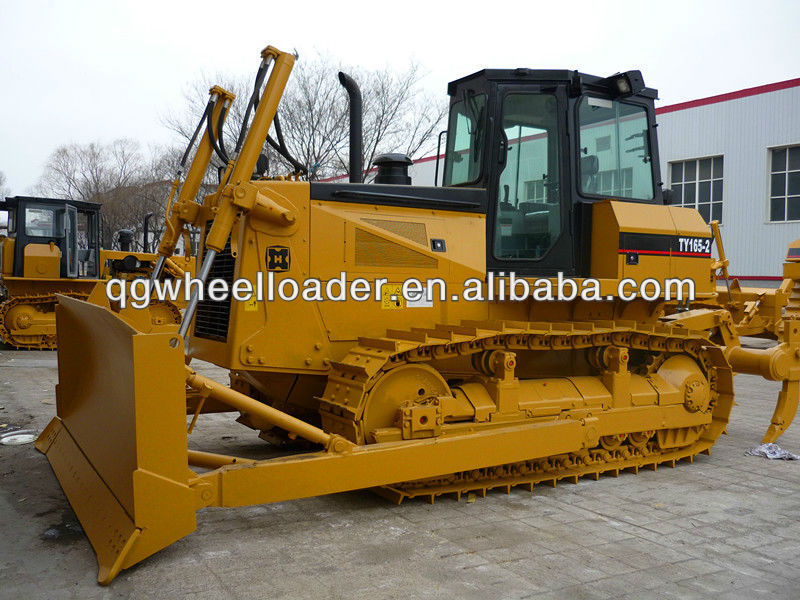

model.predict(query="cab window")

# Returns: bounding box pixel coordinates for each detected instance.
[578,97,654,201]
[0,209,11,235]
[494,93,561,260]
[25,207,57,237]
[443,92,487,186]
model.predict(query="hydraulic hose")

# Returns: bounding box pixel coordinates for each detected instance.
[267,114,306,174]
[206,96,229,164]
[216,99,232,164]
[152,93,221,286]
[179,98,214,171]
[234,55,306,175]
[235,58,271,154]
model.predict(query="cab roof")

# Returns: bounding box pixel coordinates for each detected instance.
[0,195,102,212]
[447,69,658,100]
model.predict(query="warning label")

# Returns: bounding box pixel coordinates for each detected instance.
[381,283,405,310]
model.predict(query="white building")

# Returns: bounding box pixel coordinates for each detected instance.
[331,78,800,283]
[655,78,800,284]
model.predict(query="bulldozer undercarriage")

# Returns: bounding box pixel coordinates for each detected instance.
[0,292,181,349]
[0,291,90,349]
[317,319,733,503]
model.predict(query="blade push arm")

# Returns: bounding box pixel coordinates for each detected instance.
[178,45,296,339]
[204,46,296,254]
[151,85,236,283]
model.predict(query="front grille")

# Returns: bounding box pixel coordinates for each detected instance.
[194,236,235,342]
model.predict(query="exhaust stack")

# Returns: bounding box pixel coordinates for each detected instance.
[338,72,363,183]
[143,212,154,253]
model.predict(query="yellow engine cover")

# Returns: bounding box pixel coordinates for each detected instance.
[590,200,714,295]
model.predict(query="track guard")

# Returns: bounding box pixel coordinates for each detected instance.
[36,295,196,584]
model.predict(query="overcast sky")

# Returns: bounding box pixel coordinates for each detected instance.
[1,0,798,194]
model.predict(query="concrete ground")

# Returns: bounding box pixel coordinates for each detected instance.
[1,347,799,599]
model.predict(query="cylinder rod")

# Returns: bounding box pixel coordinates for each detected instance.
[185,367,332,447]
[150,255,166,287]
[178,248,217,338]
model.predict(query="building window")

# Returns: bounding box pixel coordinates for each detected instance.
[596,168,633,197]
[770,145,800,222]
[525,179,546,202]
[669,156,723,223]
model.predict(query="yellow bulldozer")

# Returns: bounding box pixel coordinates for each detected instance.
[0,195,193,348]
[35,46,800,584]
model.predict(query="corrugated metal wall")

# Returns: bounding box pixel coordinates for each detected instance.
[656,86,800,278]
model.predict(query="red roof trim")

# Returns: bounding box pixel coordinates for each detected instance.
[414,154,442,165]
[723,276,783,281]
[656,77,800,115]
[319,165,377,183]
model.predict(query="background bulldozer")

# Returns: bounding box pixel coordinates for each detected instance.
[0,195,193,348]
[36,45,800,584]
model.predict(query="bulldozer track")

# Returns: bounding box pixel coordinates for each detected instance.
[0,291,90,350]
[0,293,182,350]
[319,319,734,503]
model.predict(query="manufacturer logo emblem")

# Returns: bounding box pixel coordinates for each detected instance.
[266,246,291,271]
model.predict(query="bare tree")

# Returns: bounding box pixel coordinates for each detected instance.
[164,55,447,181]
[355,64,447,177]
[31,56,447,251]
[0,171,10,199]
[36,140,181,249]
[38,139,143,201]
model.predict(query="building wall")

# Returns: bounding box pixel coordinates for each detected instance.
[656,84,800,279]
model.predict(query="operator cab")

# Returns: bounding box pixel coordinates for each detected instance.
[442,69,662,276]
[0,196,101,278]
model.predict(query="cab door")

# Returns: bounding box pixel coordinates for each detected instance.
[487,86,574,276]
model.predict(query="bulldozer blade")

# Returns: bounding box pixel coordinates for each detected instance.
[762,380,800,444]
[36,295,196,584]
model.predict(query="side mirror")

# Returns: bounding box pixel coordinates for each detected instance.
[662,188,675,205]
[580,155,599,178]
[580,155,600,193]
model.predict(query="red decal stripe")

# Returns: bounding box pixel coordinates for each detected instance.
[618,249,711,257]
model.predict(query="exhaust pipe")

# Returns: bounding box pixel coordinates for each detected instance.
[338,72,362,183]
[143,212,154,253]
